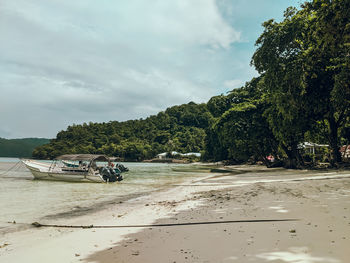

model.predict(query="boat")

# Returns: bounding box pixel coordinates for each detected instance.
[22,154,125,183]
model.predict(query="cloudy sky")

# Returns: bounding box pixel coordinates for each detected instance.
[0,0,298,138]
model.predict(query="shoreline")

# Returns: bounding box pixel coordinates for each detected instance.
[1,166,350,262]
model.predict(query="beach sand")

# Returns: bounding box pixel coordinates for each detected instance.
[1,166,350,263]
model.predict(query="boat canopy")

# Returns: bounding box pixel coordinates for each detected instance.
[56,154,110,162]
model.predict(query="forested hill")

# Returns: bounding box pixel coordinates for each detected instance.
[0,138,50,158]
[33,102,213,160]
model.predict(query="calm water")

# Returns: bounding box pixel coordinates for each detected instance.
[0,158,210,233]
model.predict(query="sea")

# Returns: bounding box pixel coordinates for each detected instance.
[0,158,210,234]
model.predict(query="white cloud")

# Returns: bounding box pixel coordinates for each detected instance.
[135,0,241,49]
[0,0,246,138]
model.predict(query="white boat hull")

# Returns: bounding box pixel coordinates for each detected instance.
[23,160,105,183]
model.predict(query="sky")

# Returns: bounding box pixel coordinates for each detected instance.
[0,0,300,139]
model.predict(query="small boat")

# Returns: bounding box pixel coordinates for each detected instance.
[22,154,125,183]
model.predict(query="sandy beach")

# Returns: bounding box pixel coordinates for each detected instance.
[1,165,350,263]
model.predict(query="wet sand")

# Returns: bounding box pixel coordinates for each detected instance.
[1,166,350,263]
[87,168,350,263]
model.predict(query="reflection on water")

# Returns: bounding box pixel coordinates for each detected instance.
[0,159,210,233]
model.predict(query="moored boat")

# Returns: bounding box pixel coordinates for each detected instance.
[22,154,125,183]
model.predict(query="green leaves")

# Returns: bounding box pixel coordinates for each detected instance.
[33,102,212,161]
[204,79,278,163]
[250,0,350,166]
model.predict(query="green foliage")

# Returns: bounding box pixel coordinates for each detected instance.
[204,78,278,164]
[0,138,50,157]
[251,0,350,167]
[33,102,213,161]
[301,0,350,165]
[207,95,232,118]
[251,7,311,167]
[205,0,350,167]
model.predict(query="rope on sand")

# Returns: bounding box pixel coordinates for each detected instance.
[31,219,299,229]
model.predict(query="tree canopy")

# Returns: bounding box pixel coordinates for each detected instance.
[33,102,212,161]
[205,0,350,167]
[250,0,350,167]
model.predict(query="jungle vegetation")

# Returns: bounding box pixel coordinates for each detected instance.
[205,0,350,168]
[33,102,212,161]
[33,0,350,167]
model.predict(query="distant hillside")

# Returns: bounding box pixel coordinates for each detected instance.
[0,138,50,158]
[33,102,213,161]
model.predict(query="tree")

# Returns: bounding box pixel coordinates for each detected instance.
[251,9,310,167]
[300,0,350,165]
[204,78,278,164]
[207,95,232,118]
[252,1,350,167]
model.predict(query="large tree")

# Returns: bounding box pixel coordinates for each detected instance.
[252,7,310,167]
[252,1,350,166]
[301,0,350,165]
[204,78,278,164]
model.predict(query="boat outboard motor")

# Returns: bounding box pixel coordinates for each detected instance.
[108,167,119,182]
[101,166,123,182]
[109,167,123,181]
[101,167,112,182]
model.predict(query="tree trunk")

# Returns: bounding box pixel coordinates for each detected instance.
[281,143,303,169]
[328,116,341,167]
